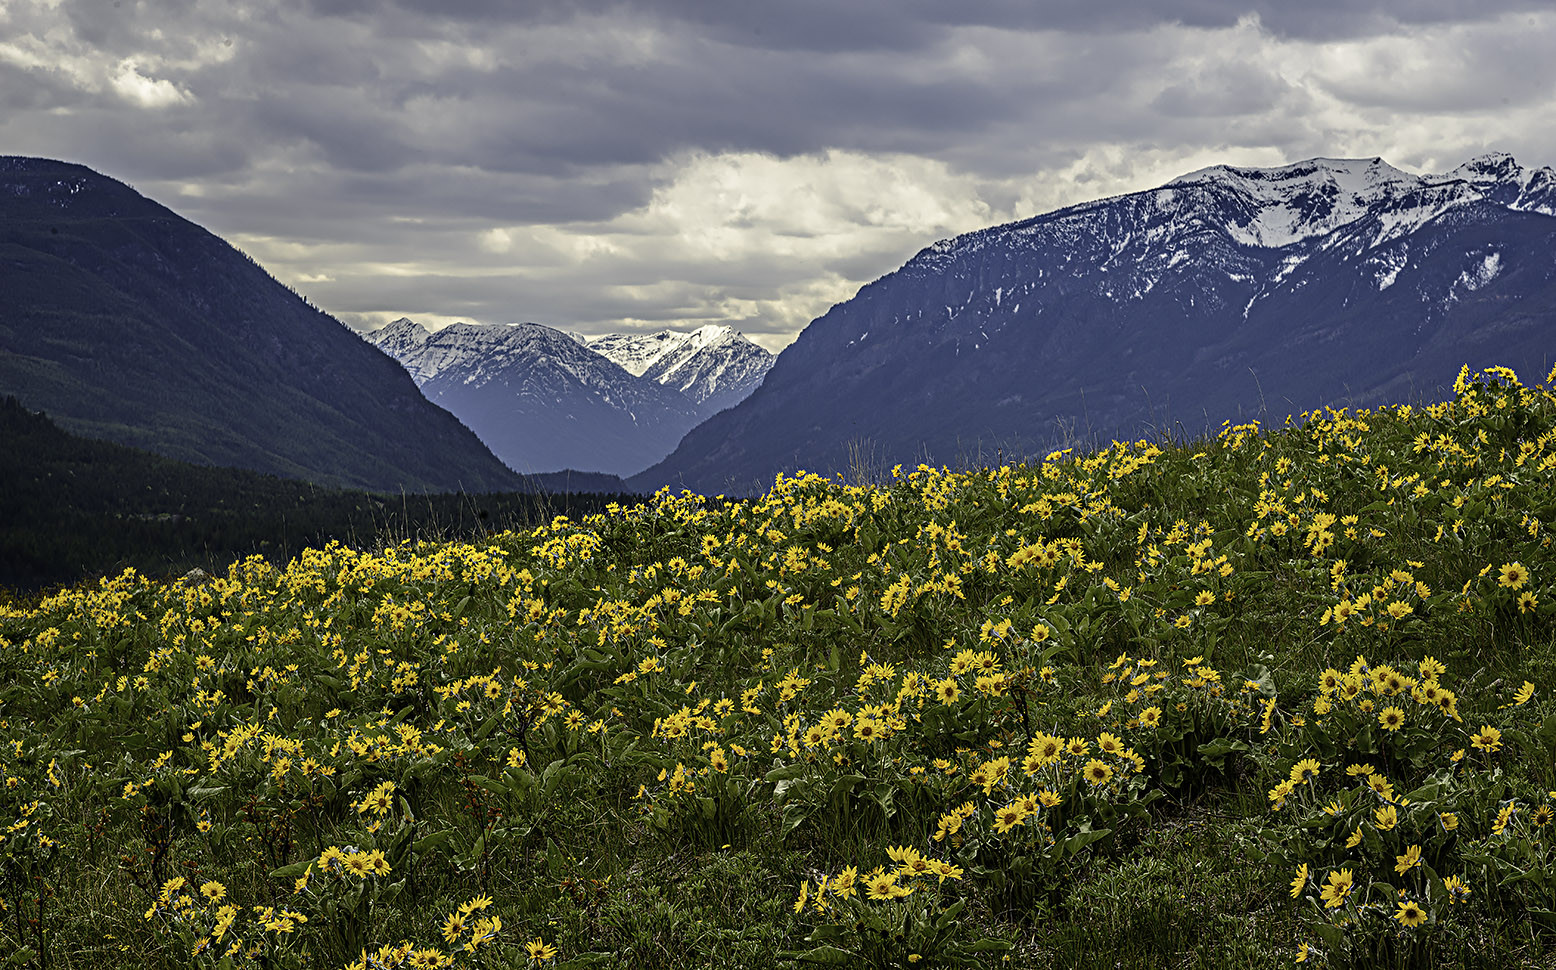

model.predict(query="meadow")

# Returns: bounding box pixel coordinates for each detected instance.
[1,363,1554,969]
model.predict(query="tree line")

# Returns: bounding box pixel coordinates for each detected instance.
[0,395,635,597]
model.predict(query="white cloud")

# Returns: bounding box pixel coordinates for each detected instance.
[477,227,515,254]
[110,60,190,107]
[598,150,996,267]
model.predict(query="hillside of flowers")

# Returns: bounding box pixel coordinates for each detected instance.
[2,363,1554,969]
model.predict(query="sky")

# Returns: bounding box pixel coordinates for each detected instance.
[3,1,1554,351]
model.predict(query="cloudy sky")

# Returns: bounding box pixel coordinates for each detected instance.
[3,1,1553,350]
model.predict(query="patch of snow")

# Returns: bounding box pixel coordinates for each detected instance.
[1458,251,1502,292]
[1372,250,1408,291]
[1272,253,1308,284]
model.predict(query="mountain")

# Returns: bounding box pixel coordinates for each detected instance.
[0,157,520,493]
[586,325,775,417]
[366,318,701,477]
[633,153,1556,495]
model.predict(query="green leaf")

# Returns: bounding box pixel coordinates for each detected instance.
[1063,826,1111,857]
[186,785,229,799]
[1500,867,1546,888]
[473,711,503,741]
[1197,738,1249,758]
[803,924,850,944]
[794,945,859,964]
[541,760,574,799]
[934,899,967,931]
[1242,663,1275,697]
[1040,642,1072,664]
[764,763,810,783]
[781,802,813,838]
[1538,714,1556,749]
[466,774,509,797]
[457,833,488,869]
[870,784,896,819]
[827,774,866,804]
[1312,923,1344,946]
[413,829,456,853]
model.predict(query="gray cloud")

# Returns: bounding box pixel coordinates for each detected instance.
[300,0,1556,44]
[4,1,1556,346]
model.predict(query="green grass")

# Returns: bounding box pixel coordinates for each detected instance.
[1,363,1555,969]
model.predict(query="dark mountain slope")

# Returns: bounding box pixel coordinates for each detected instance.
[0,157,520,492]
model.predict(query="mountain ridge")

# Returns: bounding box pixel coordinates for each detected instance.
[368,318,772,477]
[586,325,774,415]
[366,318,702,477]
[0,156,521,493]
[632,152,1556,495]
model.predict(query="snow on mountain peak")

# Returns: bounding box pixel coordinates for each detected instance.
[1422,151,1556,215]
[369,319,606,386]
[586,325,749,376]
[586,326,774,408]
[1144,152,1556,250]
[1167,157,1420,201]
[1165,156,1430,248]
[372,318,774,424]
[367,316,434,362]
[1441,151,1522,185]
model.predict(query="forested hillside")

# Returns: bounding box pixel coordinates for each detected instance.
[0,397,632,592]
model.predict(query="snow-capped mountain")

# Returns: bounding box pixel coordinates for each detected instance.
[635,152,1556,495]
[368,318,701,477]
[1157,154,1554,251]
[587,325,774,415]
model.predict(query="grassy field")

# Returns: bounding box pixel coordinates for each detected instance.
[2,363,1554,969]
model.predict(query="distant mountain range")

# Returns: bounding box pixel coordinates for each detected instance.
[367,319,772,477]
[586,325,776,416]
[633,152,1556,495]
[11,151,1554,503]
[0,157,520,493]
